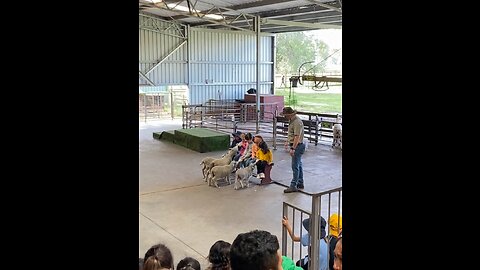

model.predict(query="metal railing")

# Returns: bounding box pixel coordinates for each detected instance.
[273,110,342,149]
[181,100,280,136]
[282,187,342,270]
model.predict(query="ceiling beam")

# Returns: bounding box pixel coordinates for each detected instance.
[224,0,298,10]
[261,21,342,32]
[141,0,342,32]
[260,18,342,30]
[170,0,296,20]
[267,9,339,20]
[256,4,340,18]
[208,14,341,30]
[238,11,342,26]
[139,13,186,39]
[307,0,342,13]
[261,22,342,33]
[145,0,255,32]
[190,4,339,28]
[168,0,258,20]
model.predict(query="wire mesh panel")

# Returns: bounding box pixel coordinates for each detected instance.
[139,93,170,121]
[139,86,189,121]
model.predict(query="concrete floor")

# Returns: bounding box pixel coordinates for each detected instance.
[139,119,342,268]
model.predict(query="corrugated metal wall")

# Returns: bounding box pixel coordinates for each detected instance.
[139,14,275,105]
[188,28,274,105]
[139,14,187,85]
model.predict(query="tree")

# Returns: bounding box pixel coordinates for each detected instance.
[275,31,330,76]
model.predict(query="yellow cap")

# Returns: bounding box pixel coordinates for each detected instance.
[329,213,342,237]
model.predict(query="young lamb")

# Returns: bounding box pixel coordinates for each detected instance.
[332,123,342,150]
[206,147,237,179]
[208,161,236,188]
[201,145,237,181]
[200,152,226,181]
[234,160,258,190]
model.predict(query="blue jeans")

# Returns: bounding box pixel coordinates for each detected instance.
[290,143,306,188]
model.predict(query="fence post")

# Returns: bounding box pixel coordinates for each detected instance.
[282,203,288,256]
[170,90,174,119]
[144,94,147,123]
[309,194,321,270]
[273,109,277,150]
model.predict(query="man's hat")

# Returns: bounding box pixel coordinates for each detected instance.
[280,106,297,116]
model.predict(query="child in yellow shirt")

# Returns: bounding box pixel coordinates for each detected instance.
[256,140,273,179]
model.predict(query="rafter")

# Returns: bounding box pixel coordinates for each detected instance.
[139,13,186,39]
[191,4,339,28]
[261,18,341,30]
[147,0,256,31]
[307,0,342,13]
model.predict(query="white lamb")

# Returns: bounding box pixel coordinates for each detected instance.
[200,153,225,181]
[208,161,236,188]
[332,123,342,150]
[201,145,238,181]
[234,160,258,190]
[206,147,237,178]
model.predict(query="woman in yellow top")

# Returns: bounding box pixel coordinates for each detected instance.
[256,140,273,179]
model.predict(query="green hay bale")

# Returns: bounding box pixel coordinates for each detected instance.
[153,130,175,143]
[174,128,229,153]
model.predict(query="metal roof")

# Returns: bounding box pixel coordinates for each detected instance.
[139,0,342,33]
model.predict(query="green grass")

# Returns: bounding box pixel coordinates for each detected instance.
[275,87,342,114]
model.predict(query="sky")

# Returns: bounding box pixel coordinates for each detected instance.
[307,29,342,49]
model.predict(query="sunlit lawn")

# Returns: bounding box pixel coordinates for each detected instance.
[275,87,342,114]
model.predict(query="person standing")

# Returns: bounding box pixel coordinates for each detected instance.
[281,107,305,193]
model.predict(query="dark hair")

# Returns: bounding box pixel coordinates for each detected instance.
[230,230,280,270]
[143,243,174,270]
[245,133,253,141]
[259,141,269,154]
[208,240,231,270]
[177,257,201,270]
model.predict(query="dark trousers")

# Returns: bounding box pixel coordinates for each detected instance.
[256,160,268,173]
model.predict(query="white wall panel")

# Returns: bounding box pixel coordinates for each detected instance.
[188,28,274,104]
[139,15,187,85]
[139,15,275,104]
